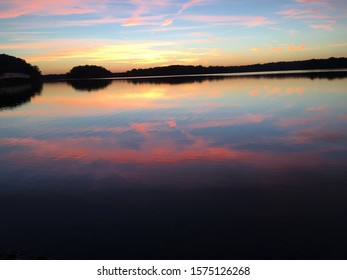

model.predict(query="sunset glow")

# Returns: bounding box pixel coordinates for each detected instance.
[1,0,347,74]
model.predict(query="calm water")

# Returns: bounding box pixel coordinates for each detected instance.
[1,73,347,259]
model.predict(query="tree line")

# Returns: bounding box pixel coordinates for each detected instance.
[2,54,347,81]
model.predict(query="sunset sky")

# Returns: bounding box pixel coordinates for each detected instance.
[1,0,347,74]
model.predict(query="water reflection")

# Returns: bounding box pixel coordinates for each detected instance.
[0,73,347,259]
[67,79,112,92]
[0,82,42,110]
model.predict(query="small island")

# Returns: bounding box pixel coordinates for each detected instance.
[66,65,113,79]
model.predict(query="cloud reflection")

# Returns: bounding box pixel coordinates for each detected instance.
[1,75,347,189]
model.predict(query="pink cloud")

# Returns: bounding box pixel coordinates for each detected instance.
[295,0,332,8]
[122,4,146,26]
[121,0,172,27]
[309,23,334,30]
[0,0,97,18]
[275,9,331,19]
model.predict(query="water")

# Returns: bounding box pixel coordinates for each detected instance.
[1,73,347,259]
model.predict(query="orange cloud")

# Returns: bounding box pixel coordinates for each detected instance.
[162,18,173,26]
[269,47,283,52]
[288,44,306,51]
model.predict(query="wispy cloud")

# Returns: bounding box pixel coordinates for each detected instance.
[121,0,177,27]
[275,8,331,19]
[329,42,347,47]
[294,0,333,9]
[180,15,275,27]
[0,0,103,18]
[177,0,202,15]
[309,23,334,30]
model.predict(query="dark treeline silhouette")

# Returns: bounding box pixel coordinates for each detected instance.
[0,54,42,83]
[0,54,43,110]
[66,65,113,79]
[125,57,347,77]
[42,57,347,81]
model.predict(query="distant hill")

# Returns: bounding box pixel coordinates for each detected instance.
[124,57,347,77]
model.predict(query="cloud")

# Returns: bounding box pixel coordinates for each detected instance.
[291,129,346,144]
[309,23,334,30]
[180,15,275,27]
[269,47,283,52]
[288,44,306,51]
[0,0,100,18]
[177,0,202,15]
[250,48,262,52]
[294,0,332,8]
[329,43,347,47]
[122,4,147,26]
[276,113,326,127]
[121,0,181,27]
[275,9,331,19]
[162,18,173,26]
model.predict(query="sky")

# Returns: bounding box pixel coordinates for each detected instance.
[1,0,347,74]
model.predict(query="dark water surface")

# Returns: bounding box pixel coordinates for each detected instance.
[1,74,347,259]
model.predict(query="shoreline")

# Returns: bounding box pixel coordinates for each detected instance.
[43,68,347,82]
